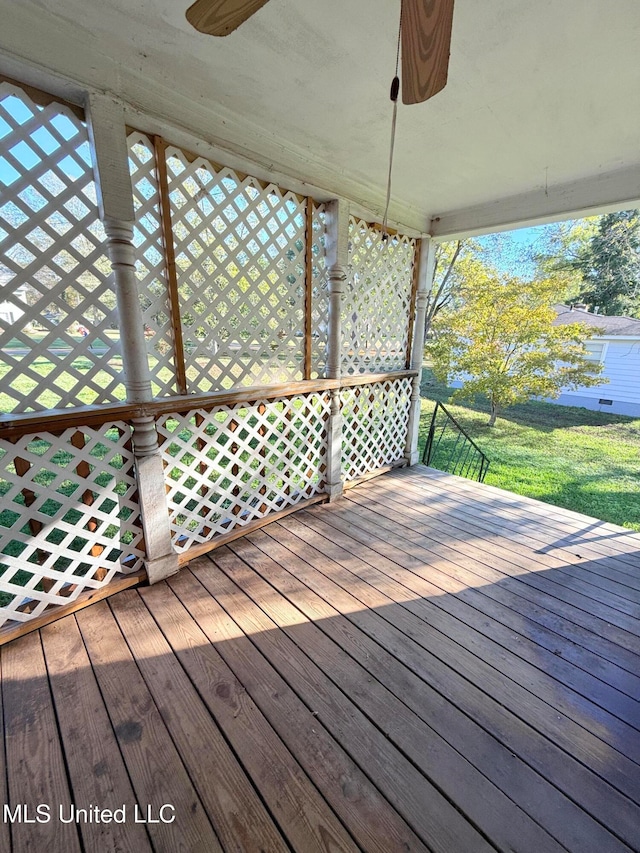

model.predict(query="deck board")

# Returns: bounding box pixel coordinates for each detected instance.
[362,475,640,614]
[76,601,222,852]
[1,465,640,852]
[373,472,640,594]
[225,525,620,852]
[215,537,568,852]
[142,575,361,853]
[343,483,640,678]
[170,564,427,853]
[2,632,82,853]
[109,589,290,853]
[242,516,640,848]
[40,617,153,853]
[331,494,640,734]
[196,547,496,853]
[361,474,640,645]
[415,467,640,561]
[0,646,11,853]
[293,503,640,699]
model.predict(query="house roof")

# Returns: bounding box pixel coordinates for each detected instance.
[553,304,640,337]
[1,1,640,236]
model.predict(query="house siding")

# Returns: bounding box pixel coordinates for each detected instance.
[449,336,640,416]
[551,337,640,416]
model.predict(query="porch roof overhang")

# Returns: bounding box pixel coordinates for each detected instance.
[1,0,639,237]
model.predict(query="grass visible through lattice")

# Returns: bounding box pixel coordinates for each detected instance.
[341,378,413,480]
[0,82,126,412]
[165,410,317,525]
[159,394,330,550]
[0,427,138,610]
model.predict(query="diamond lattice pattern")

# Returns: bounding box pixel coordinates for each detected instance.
[0,82,125,412]
[165,146,307,391]
[341,377,412,480]
[0,422,144,627]
[342,217,416,375]
[128,132,178,396]
[158,392,330,552]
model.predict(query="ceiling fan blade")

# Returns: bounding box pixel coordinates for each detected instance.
[401,0,455,104]
[186,0,270,36]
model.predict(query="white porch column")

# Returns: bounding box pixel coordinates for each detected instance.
[324,199,349,500]
[87,92,178,583]
[405,236,436,465]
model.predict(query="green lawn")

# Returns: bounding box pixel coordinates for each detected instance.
[418,368,640,531]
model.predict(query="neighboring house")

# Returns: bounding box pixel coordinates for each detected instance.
[0,278,28,327]
[552,304,640,416]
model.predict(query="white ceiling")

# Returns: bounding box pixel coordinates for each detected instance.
[1,0,640,235]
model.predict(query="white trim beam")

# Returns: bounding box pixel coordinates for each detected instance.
[430,164,640,240]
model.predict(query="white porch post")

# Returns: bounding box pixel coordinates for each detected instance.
[405,236,436,465]
[87,92,178,582]
[324,199,349,500]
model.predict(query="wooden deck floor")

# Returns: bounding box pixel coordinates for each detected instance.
[2,465,640,852]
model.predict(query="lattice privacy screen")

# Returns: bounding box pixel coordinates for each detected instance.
[342,218,416,375]
[157,392,330,551]
[125,137,419,394]
[128,132,178,396]
[0,422,144,626]
[0,81,125,412]
[341,377,412,480]
[165,146,307,391]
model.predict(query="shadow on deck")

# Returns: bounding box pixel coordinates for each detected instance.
[2,465,639,852]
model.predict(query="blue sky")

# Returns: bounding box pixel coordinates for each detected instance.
[476,224,555,280]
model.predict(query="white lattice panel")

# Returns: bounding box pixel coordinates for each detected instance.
[0,82,125,411]
[342,217,416,375]
[341,377,412,480]
[165,146,306,391]
[158,392,330,551]
[128,132,178,396]
[0,422,144,627]
[310,202,329,378]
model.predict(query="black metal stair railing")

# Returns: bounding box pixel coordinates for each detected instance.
[422,401,490,482]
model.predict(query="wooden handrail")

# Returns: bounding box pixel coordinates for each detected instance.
[0,371,418,440]
[0,402,143,440]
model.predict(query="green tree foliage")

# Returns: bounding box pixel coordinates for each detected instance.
[533,218,598,300]
[574,210,640,316]
[429,273,606,426]
[424,239,486,337]
[534,211,640,317]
